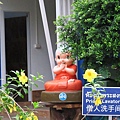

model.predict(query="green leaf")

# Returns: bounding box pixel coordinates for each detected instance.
[17,91,24,98]
[94,84,101,87]
[23,88,28,94]
[91,87,97,94]
[8,87,17,92]
[32,102,40,109]
[34,84,38,87]
[12,114,19,120]
[25,84,28,87]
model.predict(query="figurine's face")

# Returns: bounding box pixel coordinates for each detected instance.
[55,51,74,66]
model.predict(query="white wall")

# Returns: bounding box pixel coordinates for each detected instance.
[56,0,74,48]
[0,0,56,91]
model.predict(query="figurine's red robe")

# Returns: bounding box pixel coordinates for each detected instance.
[45,64,82,91]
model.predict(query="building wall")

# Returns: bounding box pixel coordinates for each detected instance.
[0,0,56,91]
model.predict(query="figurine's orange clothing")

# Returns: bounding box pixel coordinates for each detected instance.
[44,64,82,91]
[54,64,77,80]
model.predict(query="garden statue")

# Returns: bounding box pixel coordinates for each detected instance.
[44,48,82,91]
[41,48,83,120]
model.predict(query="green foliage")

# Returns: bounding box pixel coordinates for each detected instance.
[0,70,43,120]
[54,0,120,82]
[32,102,40,109]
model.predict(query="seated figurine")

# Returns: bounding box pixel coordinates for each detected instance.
[44,49,82,91]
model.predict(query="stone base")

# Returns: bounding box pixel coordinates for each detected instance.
[41,90,82,103]
[50,107,82,120]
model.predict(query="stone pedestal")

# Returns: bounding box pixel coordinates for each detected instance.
[41,90,82,120]
[41,90,82,103]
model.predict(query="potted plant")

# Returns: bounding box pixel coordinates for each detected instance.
[54,0,120,85]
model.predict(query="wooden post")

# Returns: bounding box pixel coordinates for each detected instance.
[46,103,82,120]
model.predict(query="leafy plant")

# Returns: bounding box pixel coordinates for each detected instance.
[81,69,105,120]
[0,70,43,120]
[54,0,120,83]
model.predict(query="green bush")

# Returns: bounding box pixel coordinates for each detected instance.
[55,0,120,82]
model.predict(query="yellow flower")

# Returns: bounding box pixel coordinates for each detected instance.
[33,115,38,120]
[20,116,23,119]
[31,112,34,116]
[9,107,13,113]
[83,69,97,82]
[95,97,102,106]
[25,112,38,120]
[26,117,32,120]
[30,112,38,120]
[8,103,17,113]
[8,104,13,113]
[13,105,16,111]
[19,72,28,85]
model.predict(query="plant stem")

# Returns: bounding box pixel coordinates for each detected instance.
[3,106,12,120]
[12,88,22,99]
